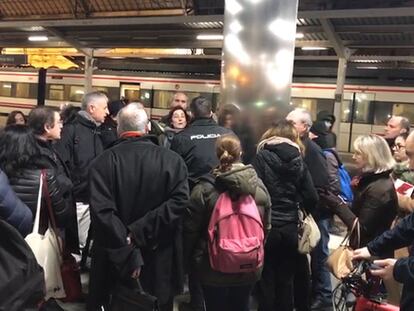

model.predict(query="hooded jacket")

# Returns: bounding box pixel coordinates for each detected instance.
[184,163,271,286]
[253,138,318,224]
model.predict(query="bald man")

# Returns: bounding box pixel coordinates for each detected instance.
[384,116,410,149]
[88,103,189,311]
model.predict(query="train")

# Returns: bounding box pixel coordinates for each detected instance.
[0,67,413,152]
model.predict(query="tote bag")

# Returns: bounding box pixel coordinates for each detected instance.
[25,171,66,300]
[297,208,321,254]
[327,218,360,279]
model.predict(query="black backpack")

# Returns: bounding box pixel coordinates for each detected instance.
[0,220,45,311]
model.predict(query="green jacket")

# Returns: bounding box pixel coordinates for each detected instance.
[184,163,271,286]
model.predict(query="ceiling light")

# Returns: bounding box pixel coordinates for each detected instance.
[296,33,304,39]
[197,34,224,40]
[142,57,159,60]
[301,46,328,51]
[28,36,48,42]
[356,66,378,70]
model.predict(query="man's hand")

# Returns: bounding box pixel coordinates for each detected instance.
[131,267,141,279]
[370,259,397,281]
[353,247,372,260]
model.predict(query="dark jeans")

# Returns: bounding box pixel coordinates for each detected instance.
[294,254,311,311]
[189,270,205,310]
[310,216,332,302]
[257,223,299,311]
[203,284,253,311]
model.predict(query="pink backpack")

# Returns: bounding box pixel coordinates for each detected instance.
[207,192,264,274]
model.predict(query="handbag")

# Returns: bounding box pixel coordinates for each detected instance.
[25,170,66,300]
[327,218,360,279]
[42,172,82,302]
[297,208,321,254]
[109,279,159,311]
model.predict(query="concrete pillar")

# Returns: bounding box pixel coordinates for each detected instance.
[220,0,299,132]
[84,50,94,93]
[333,57,347,149]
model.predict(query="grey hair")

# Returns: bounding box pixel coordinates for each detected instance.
[81,91,108,110]
[117,102,148,134]
[287,108,313,127]
[398,116,410,133]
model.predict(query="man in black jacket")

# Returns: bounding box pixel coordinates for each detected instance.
[287,108,330,311]
[171,96,232,188]
[55,91,108,249]
[87,103,189,311]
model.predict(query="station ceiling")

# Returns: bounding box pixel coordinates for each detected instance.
[2,0,414,83]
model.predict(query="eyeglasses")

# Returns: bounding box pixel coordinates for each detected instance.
[395,144,406,150]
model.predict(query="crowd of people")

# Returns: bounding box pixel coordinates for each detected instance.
[1,92,414,311]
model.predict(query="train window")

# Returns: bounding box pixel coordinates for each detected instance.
[69,86,85,102]
[49,84,65,101]
[0,82,12,97]
[290,98,334,120]
[341,99,372,124]
[95,87,108,94]
[393,103,414,125]
[139,89,152,108]
[15,83,30,98]
[152,90,209,109]
[373,101,393,125]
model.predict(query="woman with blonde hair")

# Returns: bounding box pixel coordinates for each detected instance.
[253,120,318,311]
[321,134,398,248]
[184,134,271,311]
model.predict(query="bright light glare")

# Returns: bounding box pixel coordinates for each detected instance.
[229,20,243,34]
[301,46,328,51]
[296,33,304,39]
[225,34,251,65]
[197,34,224,40]
[28,36,48,42]
[226,0,243,15]
[268,19,296,41]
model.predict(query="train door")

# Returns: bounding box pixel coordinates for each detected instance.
[120,83,140,103]
[338,92,376,152]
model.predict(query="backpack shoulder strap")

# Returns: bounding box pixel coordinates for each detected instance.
[323,148,343,166]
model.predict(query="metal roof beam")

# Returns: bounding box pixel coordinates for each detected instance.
[77,0,90,17]
[320,18,346,58]
[0,15,224,28]
[296,25,324,33]
[335,24,414,33]
[45,27,92,57]
[294,40,332,47]
[350,55,414,61]
[346,41,414,48]
[298,7,414,19]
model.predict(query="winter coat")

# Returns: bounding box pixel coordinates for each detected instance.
[100,116,118,149]
[170,118,233,186]
[367,212,414,311]
[332,170,398,248]
[0,170,32,236]
[36,139,79,253]
[302,135,329,188]
[87,135,189,309]
[8,168,72,237]
[55,112,104,203]
[158,126,182,149]
[184,163,271,286]
[253,139,318,224]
